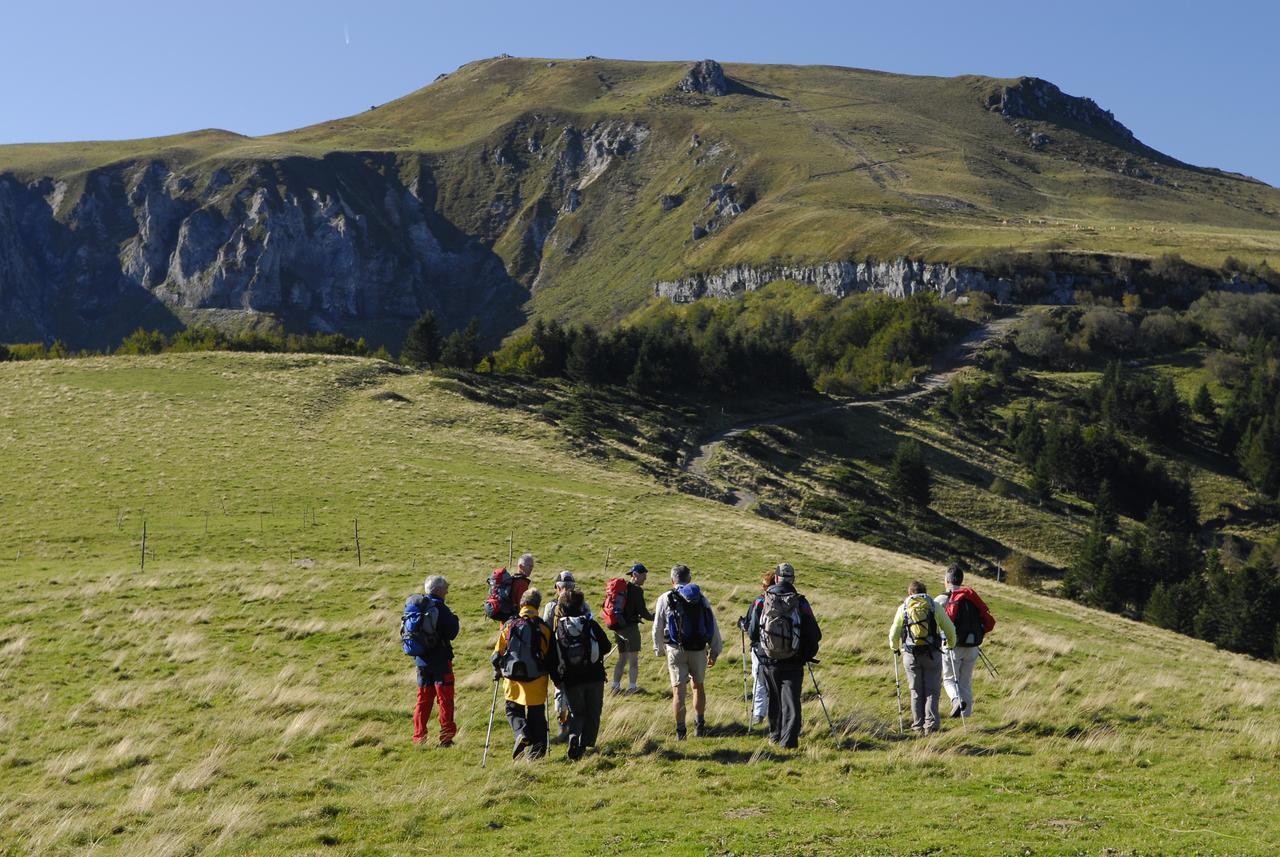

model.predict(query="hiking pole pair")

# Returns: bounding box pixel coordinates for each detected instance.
[978,646,999,679]
[807,660,836,738]
[892,651,905,734]
[481,676,500,769]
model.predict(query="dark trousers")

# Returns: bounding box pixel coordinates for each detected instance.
[562,681,605,748]
[762,663,804,748]
[505,701,547,759]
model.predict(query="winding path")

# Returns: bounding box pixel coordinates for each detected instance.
[682,313,1023,508]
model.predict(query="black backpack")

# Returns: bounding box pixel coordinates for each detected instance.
[555,615,601,669]
[667,586,713,652]
[498,616,547,680]
[948,591,986,647]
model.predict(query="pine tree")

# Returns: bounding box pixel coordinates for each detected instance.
[1193,383,1216,422]
[440,319,482,370]
[887,439,932,510]
[401,311,441,367]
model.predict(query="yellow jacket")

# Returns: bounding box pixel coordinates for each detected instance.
[493,605,554,707]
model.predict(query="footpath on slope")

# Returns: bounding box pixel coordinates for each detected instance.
[683,312,1024,508]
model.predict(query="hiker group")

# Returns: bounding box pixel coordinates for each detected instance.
[400,554,995,762]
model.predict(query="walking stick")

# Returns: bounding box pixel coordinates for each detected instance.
[892,651,905,734]
[977,646,999,679]
[807,661,836,738]
[507,532,513,570]
[481,676,500,768]
[739,627,752,730]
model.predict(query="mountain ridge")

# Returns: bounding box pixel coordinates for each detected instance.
[2,56,1278,349]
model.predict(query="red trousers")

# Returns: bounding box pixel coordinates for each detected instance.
[413,668,456,744]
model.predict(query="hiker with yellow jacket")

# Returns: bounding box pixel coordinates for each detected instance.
[888,580,956,735]
[492,588,559,760]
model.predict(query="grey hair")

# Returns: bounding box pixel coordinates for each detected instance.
[945,565,964,586]
[424,575,448,596]
[520,587,542,608]
[517,553,535,571]
[671,564,691,585]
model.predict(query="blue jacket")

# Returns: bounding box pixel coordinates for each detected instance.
[410,594,460,676]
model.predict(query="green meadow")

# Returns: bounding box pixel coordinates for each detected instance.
[1,353,1277,855]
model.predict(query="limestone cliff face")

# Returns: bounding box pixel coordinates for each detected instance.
[656,260,1027,303]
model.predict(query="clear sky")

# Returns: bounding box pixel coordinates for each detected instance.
[2,0,1276,186]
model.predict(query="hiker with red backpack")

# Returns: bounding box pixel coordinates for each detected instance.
[491,588,559,760]
[745,563,822,748]
[889,580,957,735]
[402,575,460,747]
[653,564,722,740]
[936,565,996,718]
[550,589,613,760]
[604,563,655,694]
[485,553,534,623]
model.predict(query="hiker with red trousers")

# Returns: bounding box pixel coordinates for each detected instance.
[404,575,460,747]
[746,563,821,748]
[606,563,655,694]
[935,564,995,718]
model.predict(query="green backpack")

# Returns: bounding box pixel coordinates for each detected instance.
[901,594,939,651]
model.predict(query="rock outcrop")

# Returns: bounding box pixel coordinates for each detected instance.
[987,77,1138,146]
[678,60,730,97]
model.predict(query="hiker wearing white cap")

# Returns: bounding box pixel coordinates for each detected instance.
[746,563,822,748]
[544,570,587,741]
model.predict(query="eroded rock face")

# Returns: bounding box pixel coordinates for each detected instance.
[678,60,730,97]
[0,156,526,348]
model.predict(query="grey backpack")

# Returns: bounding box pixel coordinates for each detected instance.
[499,616,546,680]
[759,589,802,660]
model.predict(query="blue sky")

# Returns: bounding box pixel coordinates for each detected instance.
[2,0,1276,185]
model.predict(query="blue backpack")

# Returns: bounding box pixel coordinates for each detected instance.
[666,584,713,651]
[401,595,441,657]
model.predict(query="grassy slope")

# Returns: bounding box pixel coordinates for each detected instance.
[1,353,1278,855]
[3,58,1278,331]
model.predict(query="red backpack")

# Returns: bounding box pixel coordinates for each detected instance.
[602,578,628,630]
[485,568,517,621]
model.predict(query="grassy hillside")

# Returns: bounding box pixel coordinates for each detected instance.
[3,57,1278,334]
[1,353,1278,855]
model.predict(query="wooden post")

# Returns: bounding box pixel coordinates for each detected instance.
[355,517,362,567]
[603,546,611,575]
[140,520,148,572]
[204,511,209,536]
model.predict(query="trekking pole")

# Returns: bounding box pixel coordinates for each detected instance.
[807,661,836,738]
[977,646,1000,679]
[603,546,611,575]
[507,532,513,570]
[892,652,905,734]
[948,648,968,730]
[739,627,751,730]
[481,677,500,769]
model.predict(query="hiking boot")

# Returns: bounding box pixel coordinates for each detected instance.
[512,732,528,759]
[567,735,583,761]
[609,684,622,695]
[751,714,766,726]
[694,720,708,738]
[625,686,643,695]
[439,738,455,748]
[675,725,687,741]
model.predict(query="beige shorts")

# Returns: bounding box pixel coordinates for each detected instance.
[666,647,708,687]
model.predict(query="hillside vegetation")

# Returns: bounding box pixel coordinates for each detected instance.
[2,57,1278,348]
[1,353,1278,855]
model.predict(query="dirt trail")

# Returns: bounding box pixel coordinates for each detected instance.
[683,313,1023,508]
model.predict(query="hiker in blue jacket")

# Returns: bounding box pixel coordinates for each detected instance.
[746,563,821,748]
[407,576,460,746]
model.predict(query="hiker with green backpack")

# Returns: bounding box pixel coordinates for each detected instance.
[888,580,956,735]
[604,563,655,695]
[935,565,996,718]
[550,589,613,760]
[653,564,723,740]
[402,576,460,747]
[745,563,822,748]
[491,588,559,760]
